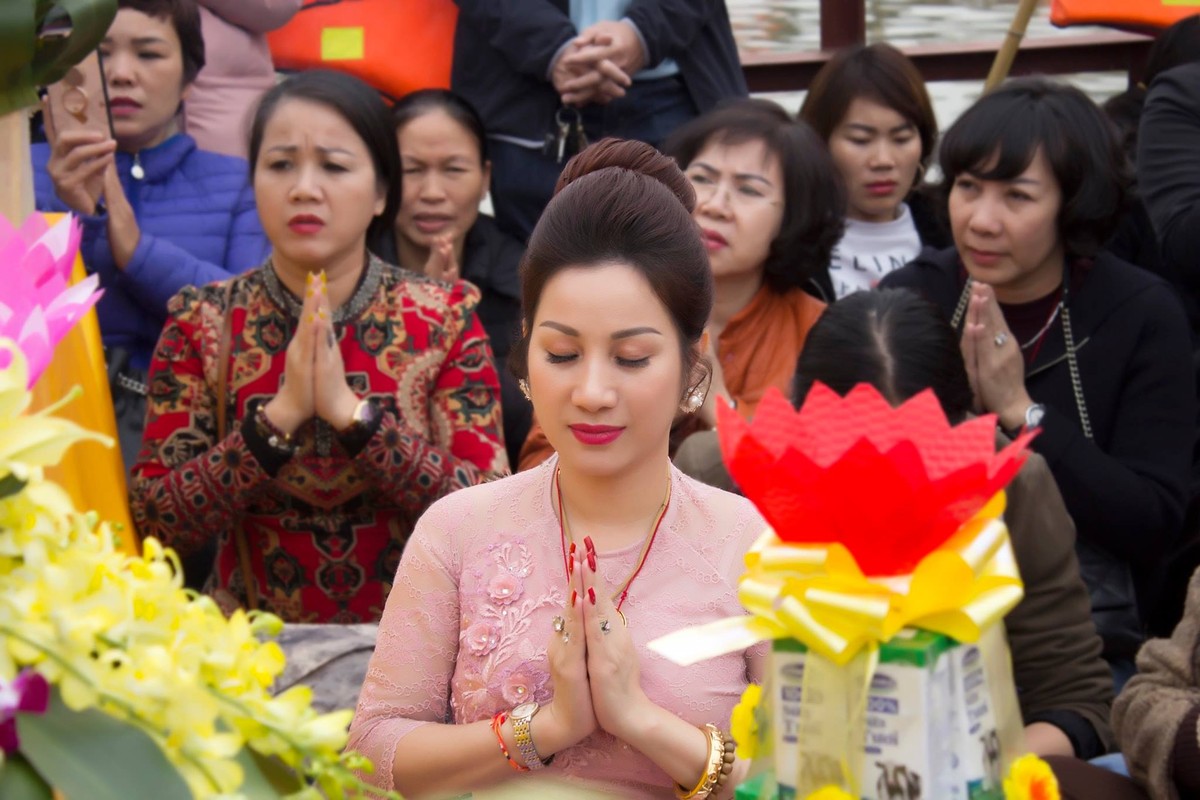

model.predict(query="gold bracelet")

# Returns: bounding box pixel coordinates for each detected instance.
[675,724,725,800]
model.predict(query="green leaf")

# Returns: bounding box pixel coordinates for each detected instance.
[236,746,305,798]
[16,687,193,800]
[0,472,28,500]
[0,0,117,116]
[0,753,54,800]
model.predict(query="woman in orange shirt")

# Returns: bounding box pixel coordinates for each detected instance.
[517,100,839,470]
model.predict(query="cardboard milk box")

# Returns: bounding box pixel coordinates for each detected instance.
[770,630,962,800]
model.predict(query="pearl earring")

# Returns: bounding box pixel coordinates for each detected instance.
[682,388,704,414]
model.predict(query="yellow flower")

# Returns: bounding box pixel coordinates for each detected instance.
[730,683,763,760]
[804,787,856,800]
[1004,754,1061,800]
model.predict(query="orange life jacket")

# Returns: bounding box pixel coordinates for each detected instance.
[1051,0,1200,29]
[266,0,457,100]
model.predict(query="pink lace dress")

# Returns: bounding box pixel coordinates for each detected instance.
[348,456,767,797]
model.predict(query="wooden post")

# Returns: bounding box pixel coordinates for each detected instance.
[0,108,34,223]
[985,0,1041,92]
[820,0,867,51]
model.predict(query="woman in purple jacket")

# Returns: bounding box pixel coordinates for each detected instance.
[33,0,268,471]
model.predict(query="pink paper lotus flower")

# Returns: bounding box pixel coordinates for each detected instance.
[0,214,102,387]
[718,384,1034,576]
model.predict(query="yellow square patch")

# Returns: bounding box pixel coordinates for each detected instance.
[321,27,365,61]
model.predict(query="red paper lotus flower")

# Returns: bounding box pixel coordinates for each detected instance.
[718,384,1034,576]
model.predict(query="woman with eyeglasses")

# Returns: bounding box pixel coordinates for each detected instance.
[517,100,839,471]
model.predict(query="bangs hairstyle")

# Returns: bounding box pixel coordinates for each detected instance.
[392,88,489,163]
[117,0,205,86]
[509,139,713,394]
[938,78,1132,261]
[666,98,845,293]
[248,70,402,245]
[800,43,937,170]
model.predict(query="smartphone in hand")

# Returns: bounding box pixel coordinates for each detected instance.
[44,49,115,142]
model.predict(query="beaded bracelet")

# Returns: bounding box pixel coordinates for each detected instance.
[675,724,728,800]
[490,711,529,772]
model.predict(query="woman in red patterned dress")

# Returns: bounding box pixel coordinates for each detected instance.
[130,70,508,623]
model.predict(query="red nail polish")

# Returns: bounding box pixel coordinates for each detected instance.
[569,542,577,556]
[568,557,574,576]
[588,588,596,605]
[571,590,577,606]
[584,536,596,556]
[587,552,597,572]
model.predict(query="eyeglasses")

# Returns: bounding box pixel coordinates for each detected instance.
[686,171,783,210]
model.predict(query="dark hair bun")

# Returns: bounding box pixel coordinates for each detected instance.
[554,137,696,212]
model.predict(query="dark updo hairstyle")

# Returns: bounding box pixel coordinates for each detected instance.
[793,289,974,423]
[392,88,489,163]
[509,138,712,396]
[665,98,846,293]
[118,0,205,86]
[248,70,402,245]
[939,78,1133,262]
[800,43,938,180]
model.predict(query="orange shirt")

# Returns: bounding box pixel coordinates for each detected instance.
[517,286,825,470]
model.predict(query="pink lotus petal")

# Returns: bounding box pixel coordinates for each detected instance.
[0,214,98,387]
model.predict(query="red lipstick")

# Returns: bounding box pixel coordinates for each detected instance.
[568,424,624,446]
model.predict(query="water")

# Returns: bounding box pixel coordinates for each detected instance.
[731,0,1130,127]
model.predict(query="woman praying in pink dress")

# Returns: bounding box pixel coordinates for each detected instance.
[347,139,767,798]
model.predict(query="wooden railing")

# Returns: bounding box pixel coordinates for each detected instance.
[740,0,1152,93]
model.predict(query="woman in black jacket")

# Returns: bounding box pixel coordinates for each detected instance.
[372,89,528,467]
[882,79,1197,685]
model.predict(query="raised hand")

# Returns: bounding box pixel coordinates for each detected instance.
[422,235,460,283]
[578,535,648,741]
[261,271,321,435]
[42,97,116,216]
[961,281,1034,429]
[540,545,599,751]
[101,163,141,270]
[310,271,362,430]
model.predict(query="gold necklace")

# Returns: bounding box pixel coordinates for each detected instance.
[555,469,672,626]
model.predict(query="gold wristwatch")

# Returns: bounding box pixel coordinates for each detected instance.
[509,701,551,770]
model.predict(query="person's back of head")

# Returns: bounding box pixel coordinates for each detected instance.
[792,289,974,422]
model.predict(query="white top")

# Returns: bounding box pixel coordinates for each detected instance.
[828,203,924,299]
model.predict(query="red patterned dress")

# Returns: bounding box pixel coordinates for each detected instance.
[131,256,509,622]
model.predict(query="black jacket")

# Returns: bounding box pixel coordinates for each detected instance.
[371,215,529,467]
[1138,62,1200,340]
[882,247,1196,658]
[450,0,747,141]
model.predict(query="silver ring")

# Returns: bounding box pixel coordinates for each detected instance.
[993,332,1009,347]
[552,616,565,633]
[599,619,612,635]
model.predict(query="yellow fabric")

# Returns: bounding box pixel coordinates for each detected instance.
[320,27,365,61]
[27,214,137,555]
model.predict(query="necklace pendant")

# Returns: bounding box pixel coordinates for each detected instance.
[131,159,145,180]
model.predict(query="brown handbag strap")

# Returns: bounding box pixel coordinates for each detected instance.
[215,281,259,612]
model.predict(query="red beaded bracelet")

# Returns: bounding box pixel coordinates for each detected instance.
[490,711,529,772]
